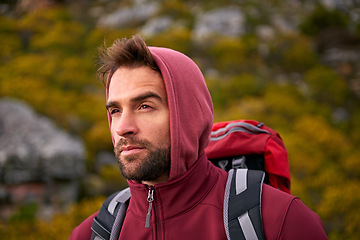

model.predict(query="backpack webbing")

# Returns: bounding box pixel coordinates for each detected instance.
[224,169,265,240]
[91,188,131,240]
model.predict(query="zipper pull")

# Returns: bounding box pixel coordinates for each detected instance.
[145,188,154,228]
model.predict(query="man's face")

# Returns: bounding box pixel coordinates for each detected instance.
[106,66,171,185]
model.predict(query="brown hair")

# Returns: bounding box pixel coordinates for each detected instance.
[97,35,160,85]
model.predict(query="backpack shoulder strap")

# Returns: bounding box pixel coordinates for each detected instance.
[224,169,265,240]
[91,187,131,240]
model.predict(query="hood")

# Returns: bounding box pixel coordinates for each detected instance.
[106,47,214,181]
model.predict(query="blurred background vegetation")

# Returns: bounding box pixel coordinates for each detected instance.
[0,0,359,239]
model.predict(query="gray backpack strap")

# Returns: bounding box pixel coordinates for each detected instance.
[91,187,131,240]
[224,169,265,240]
[109,188,131,240]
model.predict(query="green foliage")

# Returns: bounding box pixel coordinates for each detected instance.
[93,28,140,49]
[17,8,86,54]
[262,83,305,125]
[205,36,261,74]
[280,37,319,73]
[285,115,360,238]
[213,96,266,123]
[207,73,265,109]
[158,0,193,20]
[304,66,348,107]
[299,4,349,36]
[182,0,232,9]
[266,34,319,74]
[0,16,22,61]
[7,202,38,224]
[289,115,348,179]
[0,196,105,239]
[147,26,192,54]
[98,164,128,192]
[318,181,360,240]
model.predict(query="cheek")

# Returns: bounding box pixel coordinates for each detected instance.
[164,119,171,144]
[161,119,171,146]
[109,123,118,144]
[148,118,170,146]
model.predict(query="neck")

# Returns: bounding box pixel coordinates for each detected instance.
[141,172,169,186]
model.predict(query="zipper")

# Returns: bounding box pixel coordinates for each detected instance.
[145,188,154,228]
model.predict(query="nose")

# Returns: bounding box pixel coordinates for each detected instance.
[113,110,138,137]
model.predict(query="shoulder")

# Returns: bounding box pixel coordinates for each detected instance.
[261,185,327,240]
[69,212,98,240]
[262,184,296,212]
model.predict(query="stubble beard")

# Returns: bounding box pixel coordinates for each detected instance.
[114,137,171,183]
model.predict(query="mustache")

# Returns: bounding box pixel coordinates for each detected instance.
[114,137,151,154]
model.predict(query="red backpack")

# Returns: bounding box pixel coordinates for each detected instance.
[205,119,291,194]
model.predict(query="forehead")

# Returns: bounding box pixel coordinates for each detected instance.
[108,66,166,101]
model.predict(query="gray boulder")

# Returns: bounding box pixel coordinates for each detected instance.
[0,98,85,184]
[193,6,245,41]
[141,16,173,37]
[97,0,160,28]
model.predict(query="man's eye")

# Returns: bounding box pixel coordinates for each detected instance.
[110,109,120,115]
[139,104,151,110]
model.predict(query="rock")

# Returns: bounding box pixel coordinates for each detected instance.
[141,16,173,37]
[193,6,245,41]
[0,98,85,184]
[97,0,160,28]
[0,98,86,219]
[256,25,275,42]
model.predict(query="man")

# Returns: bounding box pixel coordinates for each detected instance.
[70,35,327,239]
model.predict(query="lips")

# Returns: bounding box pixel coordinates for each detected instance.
[120,145,145,156]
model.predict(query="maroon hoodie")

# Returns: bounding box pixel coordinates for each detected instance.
[70,47,327,240]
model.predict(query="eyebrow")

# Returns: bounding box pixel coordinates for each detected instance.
[132,91,163,104]
[105,91,163,110]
